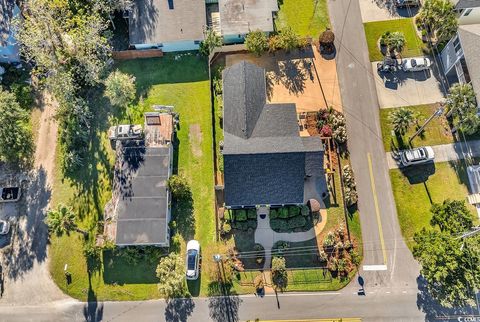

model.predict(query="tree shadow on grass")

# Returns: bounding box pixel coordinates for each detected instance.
[2,168,50,281]
[207,282,241,322]
[83,272,104,322]
[165,297,195,322]
[172,192,196,242]
[416,275,477,320]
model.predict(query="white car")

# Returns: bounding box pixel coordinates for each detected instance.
[401,57,432,72]
[0,220,10,235]
[400,146,435,167]
[185,240,200,280]
[108,124,143,141]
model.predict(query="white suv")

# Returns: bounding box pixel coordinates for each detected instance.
[185,240,200,280]
[400,147,435,167]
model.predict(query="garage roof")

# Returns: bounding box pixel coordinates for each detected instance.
[114,145,171,246]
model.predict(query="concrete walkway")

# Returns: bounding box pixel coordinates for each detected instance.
[386,139,480,169]
[254,208,320,270]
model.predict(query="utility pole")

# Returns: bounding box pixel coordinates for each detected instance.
[408,105,444,147]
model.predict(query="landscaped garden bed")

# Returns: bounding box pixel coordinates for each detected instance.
[363,18,426,62]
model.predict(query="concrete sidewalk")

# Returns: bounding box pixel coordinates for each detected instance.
[386,139,480,169]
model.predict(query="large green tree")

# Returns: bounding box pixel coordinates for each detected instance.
[245,30,268,56]
[413,230,480,307]
[418,0,458,43]
[430,199,473,234]
[104,70,136,108]
[413,199,479,307]
[386,31,406,55]
[156,253,186,298]
[199,28,222,56]
[446,83,479,135]
[0,88,33,164]
[45,203,87,237]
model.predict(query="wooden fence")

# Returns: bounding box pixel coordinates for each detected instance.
[112,49,164,60]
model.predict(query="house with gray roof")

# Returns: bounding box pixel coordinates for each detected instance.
[450,0,480,25]
[222,61,327,208]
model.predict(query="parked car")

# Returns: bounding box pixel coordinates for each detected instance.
[108,124,143,141]
[394,0,420,8]
[401,57,432,72]
[0,220,10,235]
[377,57,398,73]
[186,240,200,280]
[400,146,435,167]
[0,187,21,203]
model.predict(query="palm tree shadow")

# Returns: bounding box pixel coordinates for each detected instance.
[83,273,104,322]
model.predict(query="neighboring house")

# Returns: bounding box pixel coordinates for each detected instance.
[128,0,206,52]
[128,0,278,51]
[451,0,480,25]
[441,0,480,106]
[221,61,327,209]
[104,112,174,247]
[211,0,278,44]
[0,0,20,63]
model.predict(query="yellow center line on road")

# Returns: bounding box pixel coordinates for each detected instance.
[367,153,388,266]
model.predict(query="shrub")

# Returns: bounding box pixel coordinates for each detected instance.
[167,175,191,199]
[268,35,281,52]
[288,216,307,229]
[269,209,278,219]
[301,205,310,216]
[337,259,348,276]
[278,207,289,219]
[254,243,265,264]
[328,257,338,272]
[271,256,288,290]
[270,218,288,231]
[318,249,328,262]
[278,27,300,51]
[350,249,361,267]
[235,209,247,222]
[247,220,257,229]
[288,206,300,217]
[245,30,269,56]
[323,231,336,248]
[247,208,257,219]
[222,222,232,234]
[330,111,347,144]
[320,125,332,137]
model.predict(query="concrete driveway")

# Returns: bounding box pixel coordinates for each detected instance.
[359,0,419,22]
[372,61,445,108]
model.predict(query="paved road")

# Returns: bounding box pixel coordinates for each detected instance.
[387,139,480,169]
[329,0,420,287]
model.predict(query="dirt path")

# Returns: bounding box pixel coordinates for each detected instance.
[0,91,69,306]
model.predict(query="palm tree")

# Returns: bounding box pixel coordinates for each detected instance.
[389,108,414,136]
[45,204,87,237]
[446,83,480,135]
[386,32,406,55]
[419,0,457,43]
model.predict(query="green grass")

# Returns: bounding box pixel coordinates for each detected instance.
[389,161,476,250]
[275,0,330,38]
[363,18,425,62]
[50,53,215,300]
[380,104,453,152]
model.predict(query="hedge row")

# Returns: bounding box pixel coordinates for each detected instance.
[231,219,257,231]
[269,206,309,219]
[270,216,307,231]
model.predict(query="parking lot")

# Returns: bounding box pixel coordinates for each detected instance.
[372,58,446,108]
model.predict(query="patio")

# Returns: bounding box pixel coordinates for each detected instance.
[224,46,342,113]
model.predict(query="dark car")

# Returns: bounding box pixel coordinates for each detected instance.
[394,0,420,8]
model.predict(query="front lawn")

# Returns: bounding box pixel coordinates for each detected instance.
[363,18,425,62]
[275,0,330,38]
[390,161,476,250]
[380,104,453,152]
[50,53,215,300]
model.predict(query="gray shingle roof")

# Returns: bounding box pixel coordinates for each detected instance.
[114,145,171,246]
[458,24,480,107]
[222,61,325,207]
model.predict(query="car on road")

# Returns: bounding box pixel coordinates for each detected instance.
[108,124,143,141]
[400,146,435,167]
[394,0,420,8]
[401,57,432,72]
[186,240,200,280]
[0,220,10,235]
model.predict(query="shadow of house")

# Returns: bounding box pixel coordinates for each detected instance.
[221,61,328,210]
